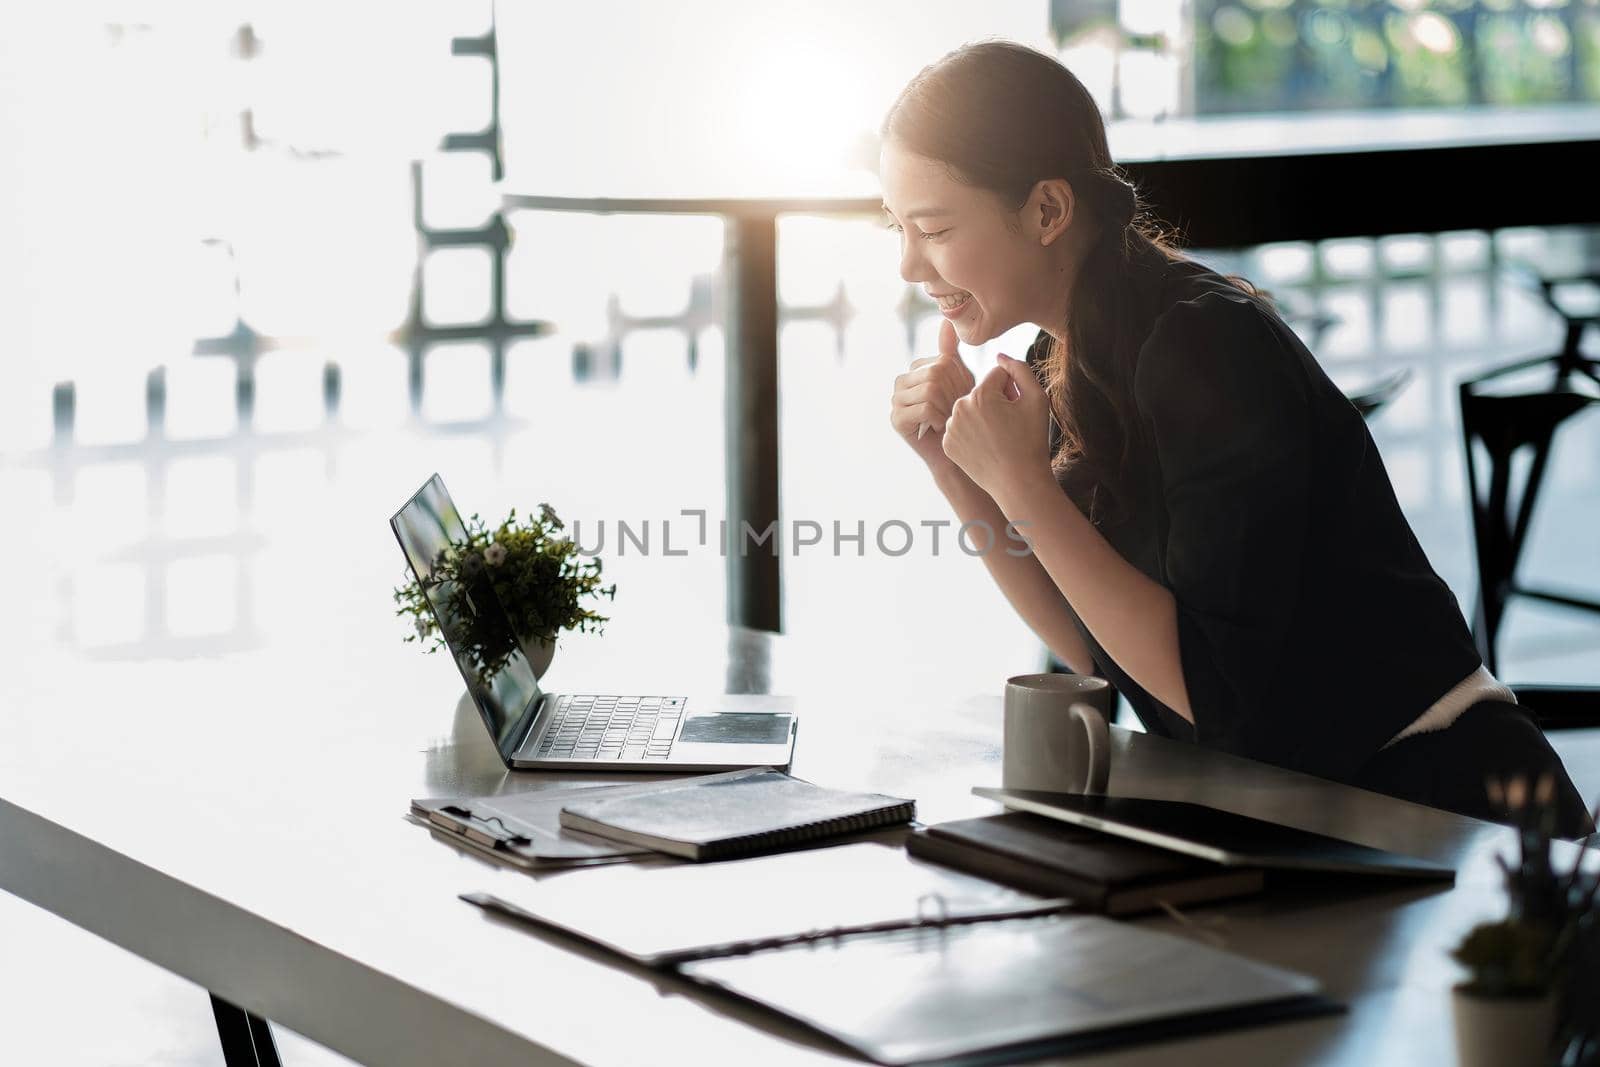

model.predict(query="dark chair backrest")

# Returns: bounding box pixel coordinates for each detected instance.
[1511,686,1600,731]
[1345,367,1414,420]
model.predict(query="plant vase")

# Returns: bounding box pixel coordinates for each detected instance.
[518,634,556,681]
[1451,985,1558,1067]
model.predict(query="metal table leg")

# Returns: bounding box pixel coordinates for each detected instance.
[724,213,783,632]
[210,993,282,1067]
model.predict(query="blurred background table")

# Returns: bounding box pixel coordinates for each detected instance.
[498,187,880,635]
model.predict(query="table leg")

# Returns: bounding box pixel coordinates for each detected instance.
[210,993,282,1067]
[723,214,782,632]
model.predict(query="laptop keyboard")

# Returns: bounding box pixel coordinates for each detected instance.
[535,694,687,761]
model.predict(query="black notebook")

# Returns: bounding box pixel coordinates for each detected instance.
[680,912,1334,1064]
[907,812,1265,915]
[556,768,915,860]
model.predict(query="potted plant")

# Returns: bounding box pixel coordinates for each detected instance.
[1449,774,1599,1067]
[394,503,616,686]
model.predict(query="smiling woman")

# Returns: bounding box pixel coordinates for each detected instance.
[880,40,1594,839]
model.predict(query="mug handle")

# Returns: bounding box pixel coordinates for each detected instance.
[1070,702,1112,794]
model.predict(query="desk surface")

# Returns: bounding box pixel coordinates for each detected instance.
[0,468,1594,1067]
[3,638,1591,1066]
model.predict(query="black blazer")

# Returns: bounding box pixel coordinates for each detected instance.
[1025,260,1482,784]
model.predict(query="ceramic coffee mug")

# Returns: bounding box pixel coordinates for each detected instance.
[1002,673,1114,794]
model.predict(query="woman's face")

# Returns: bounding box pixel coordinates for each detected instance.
[878,140,1060,347]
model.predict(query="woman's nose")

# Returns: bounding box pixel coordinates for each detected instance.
[898,239,930,285]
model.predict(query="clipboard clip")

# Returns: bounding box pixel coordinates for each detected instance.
[435,806,531,850]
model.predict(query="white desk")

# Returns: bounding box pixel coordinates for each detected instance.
[0,461,1594,1066]
[3,644,1591,1064]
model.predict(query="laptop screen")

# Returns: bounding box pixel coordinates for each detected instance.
[390,474,542,760]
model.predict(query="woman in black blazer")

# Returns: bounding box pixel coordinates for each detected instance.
[882,41,1593,838]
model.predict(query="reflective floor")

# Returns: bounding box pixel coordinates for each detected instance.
[2,220,1597,1064]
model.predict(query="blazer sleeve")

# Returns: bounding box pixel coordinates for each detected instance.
[1132,291,1312,751]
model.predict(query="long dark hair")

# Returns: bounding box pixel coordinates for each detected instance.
[881,40,1272,526]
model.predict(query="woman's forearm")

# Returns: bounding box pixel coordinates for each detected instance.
[989,469,1195,723]
[930,461,1098,675]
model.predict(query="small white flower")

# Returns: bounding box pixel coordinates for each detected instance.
[484,542,507,566]
[442,546,460,566]
[414,615,429,639]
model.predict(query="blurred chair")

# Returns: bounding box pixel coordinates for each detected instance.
[1345,367,1414,420]
[1276,288,1414,421]
[405,13,552,414]
[1512,686,1600,731]
[1458,259,1600,727]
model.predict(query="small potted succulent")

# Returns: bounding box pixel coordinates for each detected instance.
[1449,775,1599,1067]
[395,503,615,686]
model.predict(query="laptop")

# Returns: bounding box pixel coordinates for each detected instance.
[973,788,1455,880]
[391,474,798,772]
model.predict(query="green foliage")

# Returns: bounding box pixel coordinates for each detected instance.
[1193,0,1596,112]
[392,503,615,686]
[1452,918,1562,997]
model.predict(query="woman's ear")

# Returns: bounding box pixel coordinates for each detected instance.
[1032,179,1075,247]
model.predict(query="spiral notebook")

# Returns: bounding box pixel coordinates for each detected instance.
[555,768,916,860]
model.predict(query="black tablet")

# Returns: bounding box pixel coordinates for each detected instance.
[973,788,1455,880]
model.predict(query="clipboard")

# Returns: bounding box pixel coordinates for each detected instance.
[410,780,681,867]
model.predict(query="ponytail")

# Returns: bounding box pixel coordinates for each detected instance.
[1039,165,1149,527]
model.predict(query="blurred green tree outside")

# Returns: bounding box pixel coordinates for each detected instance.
[1053,0,1598,116]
